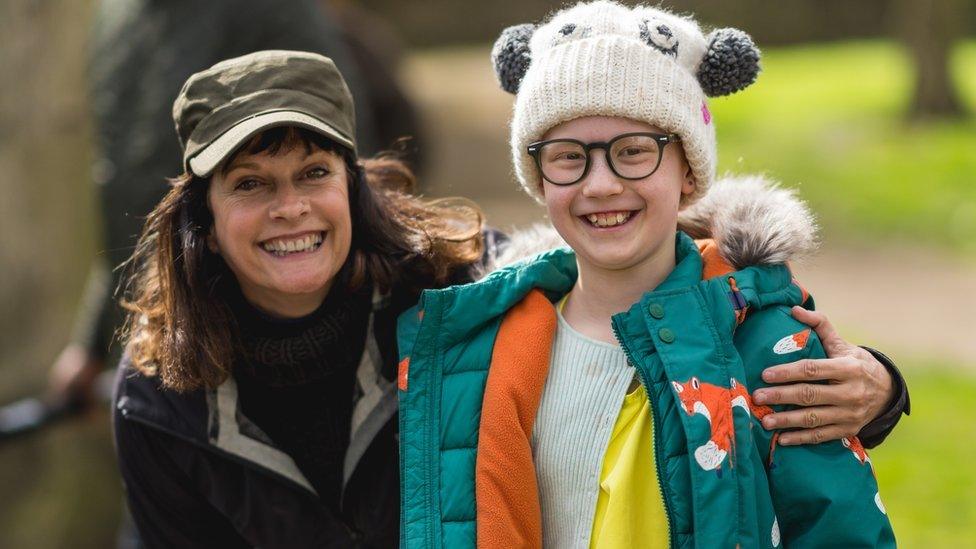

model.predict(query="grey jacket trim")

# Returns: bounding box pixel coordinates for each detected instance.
[344,291,398,490]
[206,377,317,495]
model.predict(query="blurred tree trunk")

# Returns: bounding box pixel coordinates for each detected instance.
[892,0,967,120]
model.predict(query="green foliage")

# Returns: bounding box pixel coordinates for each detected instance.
[870,364,976,547]
[710,41,976,253]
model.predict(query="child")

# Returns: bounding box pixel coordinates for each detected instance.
[397,2,895,547]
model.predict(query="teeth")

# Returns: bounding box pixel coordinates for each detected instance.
[585,212,632,228]
[261,233,324,255]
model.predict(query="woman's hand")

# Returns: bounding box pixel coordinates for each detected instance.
[751,306,894,445]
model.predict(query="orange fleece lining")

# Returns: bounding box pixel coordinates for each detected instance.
[475,289,554,548]
[697,239,735,280]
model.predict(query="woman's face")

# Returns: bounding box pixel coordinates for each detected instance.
[208,144,352,318]
[540,116,695,274]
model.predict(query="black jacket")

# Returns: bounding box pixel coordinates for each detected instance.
[115,375,371,547]
[113,287,412,548]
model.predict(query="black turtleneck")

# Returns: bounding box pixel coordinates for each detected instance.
[224,281,373,513]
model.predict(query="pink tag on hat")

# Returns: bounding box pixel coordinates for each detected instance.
[701,102,712,125]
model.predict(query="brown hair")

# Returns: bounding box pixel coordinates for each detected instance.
[120,127,483,392]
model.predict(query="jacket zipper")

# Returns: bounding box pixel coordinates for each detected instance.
[611,318,676,549]
[399,291,438,548]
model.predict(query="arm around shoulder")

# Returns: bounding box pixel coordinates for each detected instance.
[768,336,896,548]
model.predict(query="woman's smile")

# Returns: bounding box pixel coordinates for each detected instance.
[259,230,326,257]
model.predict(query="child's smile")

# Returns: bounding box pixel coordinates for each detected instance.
[581,209,637,229]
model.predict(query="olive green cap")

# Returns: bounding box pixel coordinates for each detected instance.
[173,50,357,178]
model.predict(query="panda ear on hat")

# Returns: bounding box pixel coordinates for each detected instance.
[492,23,537,94]
[696,28,761,97]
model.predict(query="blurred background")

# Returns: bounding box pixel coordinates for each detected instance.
[1,0,973,547]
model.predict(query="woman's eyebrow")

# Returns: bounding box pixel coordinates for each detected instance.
[222,161,261,175]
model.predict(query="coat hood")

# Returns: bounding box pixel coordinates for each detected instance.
[486,175,818,273]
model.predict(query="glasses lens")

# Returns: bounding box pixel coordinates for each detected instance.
[610,135,661,179]
[538,141,587,184]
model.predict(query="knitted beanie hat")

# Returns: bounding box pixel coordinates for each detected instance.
[492,1,761,205]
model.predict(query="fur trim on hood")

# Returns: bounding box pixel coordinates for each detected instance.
[484,175,818,274]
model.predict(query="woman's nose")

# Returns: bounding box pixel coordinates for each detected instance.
[580,152,624,197]
[269,184,310,219]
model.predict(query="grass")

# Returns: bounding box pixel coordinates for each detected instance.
[869,363,976,547]
[708,41,976,253]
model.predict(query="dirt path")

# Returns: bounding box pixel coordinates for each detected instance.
[403,47,976,370]
[794,241,976,368]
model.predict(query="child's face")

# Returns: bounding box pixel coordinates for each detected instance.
[540,115,695,274]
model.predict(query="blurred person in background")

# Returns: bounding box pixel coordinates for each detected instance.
[113,50,483,547]
[47,0,425,411]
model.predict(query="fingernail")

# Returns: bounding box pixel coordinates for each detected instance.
[762,417,775,429]
[762,370,777,382]
[754,390,768,404]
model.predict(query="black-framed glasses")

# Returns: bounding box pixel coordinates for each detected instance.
[527,132,681,186]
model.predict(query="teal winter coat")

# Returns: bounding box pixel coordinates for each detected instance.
[397,179,895,548]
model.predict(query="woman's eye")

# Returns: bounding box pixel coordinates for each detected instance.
[234,178,262,191]
[305,166,330,179]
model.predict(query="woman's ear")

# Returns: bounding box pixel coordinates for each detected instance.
[201,183,220,254]
[206,230,219,253]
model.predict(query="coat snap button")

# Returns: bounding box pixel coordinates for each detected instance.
[648,303,665,319]
[658,328,675,343]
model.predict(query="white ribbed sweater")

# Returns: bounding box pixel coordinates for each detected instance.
[531,310,635,548]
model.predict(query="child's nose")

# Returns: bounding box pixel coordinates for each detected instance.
[580,151,624,197]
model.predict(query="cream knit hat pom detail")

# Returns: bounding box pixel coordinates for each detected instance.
[492,1,761,206]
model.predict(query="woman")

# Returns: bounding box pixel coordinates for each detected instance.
[114,47,902,548]
[113,50,484,548]
[396,3,894,547]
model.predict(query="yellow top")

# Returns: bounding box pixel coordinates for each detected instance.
[589,383,670,548]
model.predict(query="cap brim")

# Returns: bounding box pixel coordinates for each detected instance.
[188,111,355,177]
